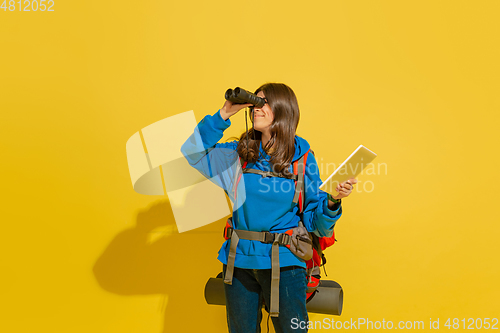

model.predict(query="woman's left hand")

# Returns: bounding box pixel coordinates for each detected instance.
[332,178,358,200]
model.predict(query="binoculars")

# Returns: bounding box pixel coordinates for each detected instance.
[225,87,266,108]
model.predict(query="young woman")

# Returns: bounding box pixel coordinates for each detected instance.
[181,83,356,333]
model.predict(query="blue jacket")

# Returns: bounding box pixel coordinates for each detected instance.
[181,110,342,269]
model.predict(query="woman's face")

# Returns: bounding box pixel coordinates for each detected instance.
[251,91,274,134]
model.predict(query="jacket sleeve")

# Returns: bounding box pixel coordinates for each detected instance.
[180,109,240,194]
[301,152,342,237]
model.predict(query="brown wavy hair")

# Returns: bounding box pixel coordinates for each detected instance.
[236,83,300,176]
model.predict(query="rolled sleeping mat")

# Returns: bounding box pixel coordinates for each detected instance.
[204,275,343,316]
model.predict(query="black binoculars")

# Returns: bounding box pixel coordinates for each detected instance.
[225,87,266,108]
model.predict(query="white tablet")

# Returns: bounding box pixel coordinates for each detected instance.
[320,145,377,195]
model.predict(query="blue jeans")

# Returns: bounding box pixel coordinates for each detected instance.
[222,264,309,333]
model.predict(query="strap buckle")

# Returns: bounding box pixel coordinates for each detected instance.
[277,233,291,245]
[261,171,273,178]
[224,227,233,240]
[262,232,291,245]
[263,232,275,243]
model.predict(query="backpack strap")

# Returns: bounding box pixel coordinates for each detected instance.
[293,149,315,212]
[223,226,294,317]
[230,158,247,200]
[243,168,297,180]
[223,150,314,317]
[292,149,329,278]
[292,151,308,209]
[224,157,246,286]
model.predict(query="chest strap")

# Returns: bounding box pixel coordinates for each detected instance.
[242,168,298,180]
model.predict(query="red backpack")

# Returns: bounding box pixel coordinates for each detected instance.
[222,149,337,316]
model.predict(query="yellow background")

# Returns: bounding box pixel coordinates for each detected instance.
[1,1,499,332]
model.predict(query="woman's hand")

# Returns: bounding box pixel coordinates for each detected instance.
[332,178,358,200]
[220,100,253,120]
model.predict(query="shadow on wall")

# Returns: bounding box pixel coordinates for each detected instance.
[93,198,229,333]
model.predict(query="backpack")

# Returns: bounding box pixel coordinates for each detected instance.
[222,149,337,317]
